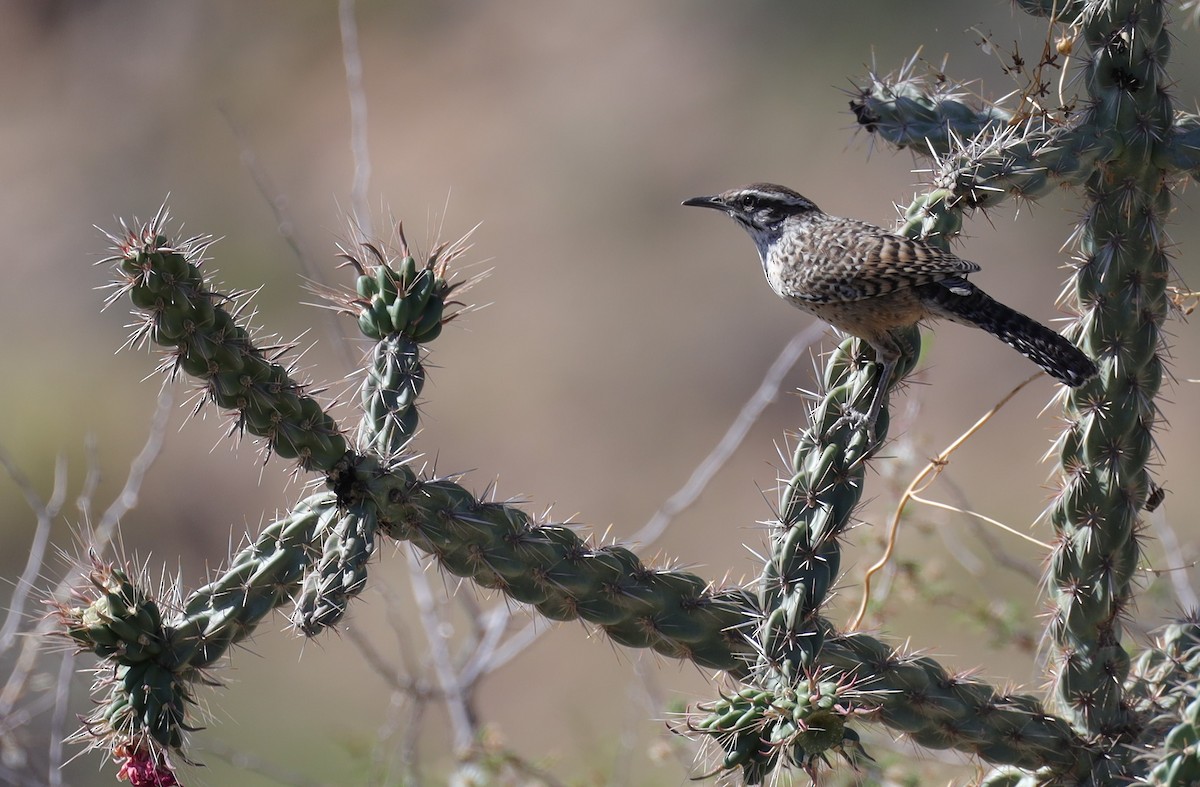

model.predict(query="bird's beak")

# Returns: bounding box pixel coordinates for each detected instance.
[682,195,725,211]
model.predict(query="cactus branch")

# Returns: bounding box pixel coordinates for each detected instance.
[1042,0,1172,743]
[849,57,1014,155]
[99,208,348,473]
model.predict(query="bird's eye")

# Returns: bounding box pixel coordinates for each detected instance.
[739,194,759,211]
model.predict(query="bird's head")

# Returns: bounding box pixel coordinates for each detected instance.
[684,183,820,230]
[683,183,820,258]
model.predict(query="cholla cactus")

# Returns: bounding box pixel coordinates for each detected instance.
[57,205,762,782]
[48,0,1200,784]
[692,0,1194,782]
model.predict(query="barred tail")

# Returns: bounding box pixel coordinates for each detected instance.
[917,280,1098,387]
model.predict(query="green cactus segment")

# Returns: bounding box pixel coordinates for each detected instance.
[334,455,757,672]
[689,681,869,785]
[1128,621,1200,782]
[62,558,166,664]
[821,633,1089,775]
[59,563,187,751]
[1129,620,1200,716]
[929,120,1107,207]
[852,72,1108,208]
[339,229,468,457]
[1045,0,1170,739]
[175,493,336,668]
[1165,113,1200,181]
[681,623,1101,778]
[359,335,425,457]
[850,68,1013,155]
[97,661,191,752]
[101,210,347,473]
[54,567,183,753]
[755,333,916,680]
[851,0,1174,767]
[293,503,378,636]
[345,234,462,344]
[57,494,345,755]
[1146,695,1200,786]
[898,189,964,240]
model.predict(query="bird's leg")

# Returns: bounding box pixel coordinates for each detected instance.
[862,355,895,448]
[833,343,895,449]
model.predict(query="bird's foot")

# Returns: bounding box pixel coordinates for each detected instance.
[833,409,881,454]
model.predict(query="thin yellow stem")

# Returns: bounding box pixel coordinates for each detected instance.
[848,372,1041,631]
[907,493,1052,550]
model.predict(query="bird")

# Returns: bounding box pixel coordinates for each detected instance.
[682,183,1097,440]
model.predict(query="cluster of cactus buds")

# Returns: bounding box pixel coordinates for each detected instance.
[63,558,164,662]
[354,255,446,341]
[56,558,187,754]
[341,224,468,344]
[687,679,868,783]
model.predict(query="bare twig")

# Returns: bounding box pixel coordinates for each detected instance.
[48,651,74,787]
[344,625,436,698]
[0,452,66,652]
[219,109,312,280]
[81,385,173,561]
[630,323,826,548]
[1,386,172,727]
[406,547,477,753]
[220,109,358,375]
[939,473,1042,582]
[361,583,437,786]
[204,738,339,787]
[458,604,516,688]
[1148,503,1200,612]
[339,0,373,238]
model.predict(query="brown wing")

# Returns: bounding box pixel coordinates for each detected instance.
[791,216,981,303]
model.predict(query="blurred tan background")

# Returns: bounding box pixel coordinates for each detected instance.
[2,2,1199,785]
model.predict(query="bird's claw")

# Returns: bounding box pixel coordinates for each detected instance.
[833,409,881,452]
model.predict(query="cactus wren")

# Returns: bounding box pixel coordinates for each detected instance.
[683,183,1097,436]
